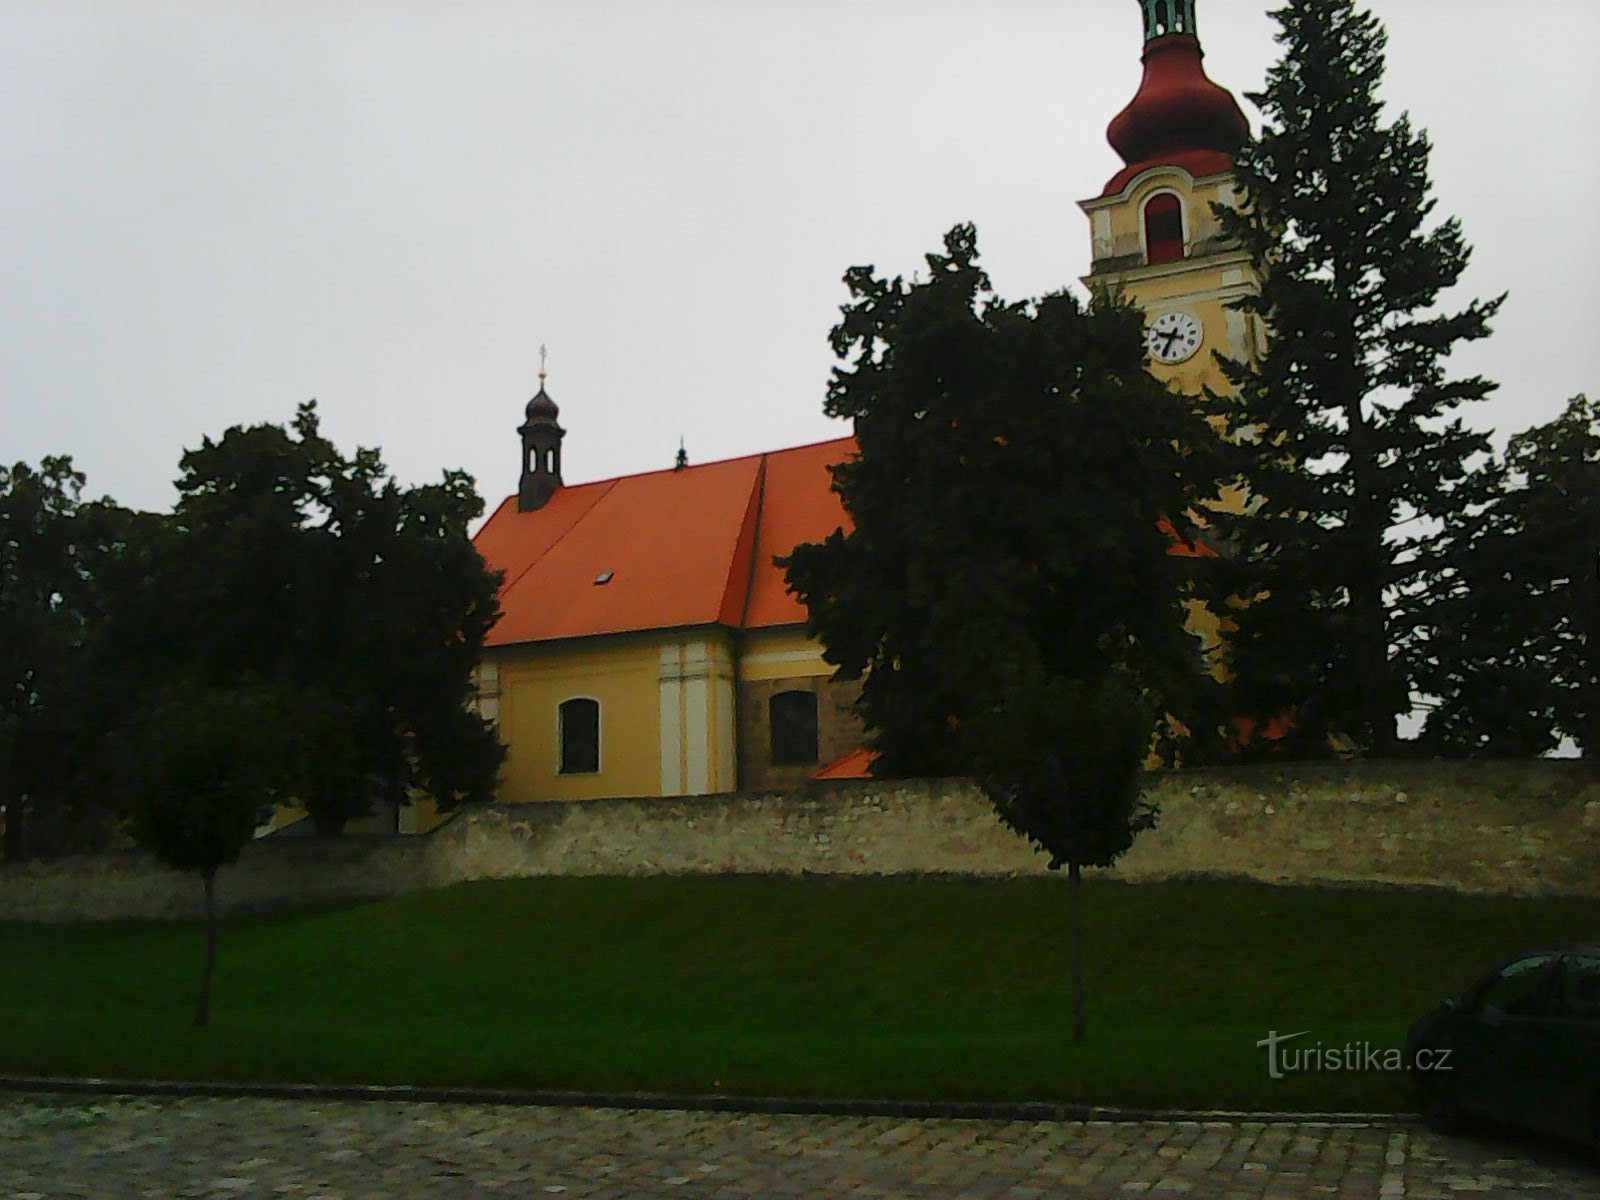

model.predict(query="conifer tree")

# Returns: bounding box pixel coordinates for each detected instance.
[1214,0,1503,754]
[1418,396,1599,758]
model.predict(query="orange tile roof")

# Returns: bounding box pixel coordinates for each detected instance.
[810,747,878,781]
[477,437,855,646]
[1157,515,1219,558]
[476,434,1212,647]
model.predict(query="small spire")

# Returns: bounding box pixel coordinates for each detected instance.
[518,344,565,512]
[675,437,688,471]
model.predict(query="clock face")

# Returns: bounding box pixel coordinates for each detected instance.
[1145,310,1204,365]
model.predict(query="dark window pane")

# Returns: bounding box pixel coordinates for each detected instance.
[1477,955,1553,1017]
[1145,193,1184,265]
[1553,955,1600,1021]
[559,698,599,774]
[769,690,819,766]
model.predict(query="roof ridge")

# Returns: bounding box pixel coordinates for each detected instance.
[736,454,771,629]
[492,433,854,499]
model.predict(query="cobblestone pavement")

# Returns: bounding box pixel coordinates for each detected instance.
[1,1095,1595,1199]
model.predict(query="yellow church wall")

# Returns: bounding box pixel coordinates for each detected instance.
[735,626,833,682]
[493,635,665,802]
[481,627,742,804]
[400,794,447,835]
[657,633,739,797]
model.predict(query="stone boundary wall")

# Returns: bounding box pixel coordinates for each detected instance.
[0,836,434,923]
[3,762,1597,920]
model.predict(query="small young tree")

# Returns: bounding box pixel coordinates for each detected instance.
[784,224,1222,1038]
[1419,396,1599,757]
[128,685,295,1026]
[1214,0,1504,754]
[972,668,1157,1042]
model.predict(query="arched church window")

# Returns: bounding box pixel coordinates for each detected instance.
[769,689,819,766]
[1144,192,1185,265]
[558,697,600,774]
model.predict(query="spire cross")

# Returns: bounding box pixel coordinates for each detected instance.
[538,343,548,385]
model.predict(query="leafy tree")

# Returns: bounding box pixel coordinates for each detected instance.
[1212,0,1504,755]
[0,458,142,859]
[783,224,1224,1037]
[114,403,504,833]
[127,685,297,1026]
[1418,396,1599,757]
[0,457,80,860]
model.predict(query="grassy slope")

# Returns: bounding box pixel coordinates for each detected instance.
[2,876,1595,1110]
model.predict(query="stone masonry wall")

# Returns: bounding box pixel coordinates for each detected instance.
[2,761,1596,920]
[0,836,438,922]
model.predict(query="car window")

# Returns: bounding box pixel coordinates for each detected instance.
[1551,954,1600,1022]
[1476,954,1554,1017]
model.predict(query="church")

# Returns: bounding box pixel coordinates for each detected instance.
[433,0,1261,824]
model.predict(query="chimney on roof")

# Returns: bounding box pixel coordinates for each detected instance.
[518,346,565,512]
[675,437,688,471]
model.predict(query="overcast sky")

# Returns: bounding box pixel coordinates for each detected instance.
[4,0,1597,518]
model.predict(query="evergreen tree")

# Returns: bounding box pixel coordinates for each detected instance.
[1214,0,1504,754]
[1418,396,1599,758]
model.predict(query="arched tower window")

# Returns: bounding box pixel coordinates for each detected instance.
[1141,0,1197,40]
[558,697,600,774]
[769,689,819,766]
[1143,192,1185,265]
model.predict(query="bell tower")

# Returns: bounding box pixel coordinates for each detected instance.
[518,347,565,512]
[1079,0,1262,397]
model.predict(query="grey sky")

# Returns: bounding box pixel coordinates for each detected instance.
[3,1,1596,518]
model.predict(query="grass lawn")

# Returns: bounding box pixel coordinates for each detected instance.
[2,875,1596,1111]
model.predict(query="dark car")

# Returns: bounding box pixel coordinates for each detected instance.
[1406,944,1600,1152]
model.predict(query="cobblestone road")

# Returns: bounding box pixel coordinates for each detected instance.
[1,1095,1595,1199]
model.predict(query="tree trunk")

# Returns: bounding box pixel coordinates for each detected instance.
[1580,568,1598,759]
[1069,856,1086,1043]
[195,868,218,1028]
[1341,343,1398,758]
[3,715,27,861]
[1356,567,1397,755]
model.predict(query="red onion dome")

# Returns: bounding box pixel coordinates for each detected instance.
[1103,33,1249,195]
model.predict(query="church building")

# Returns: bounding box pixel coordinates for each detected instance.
[450,0,1257,820]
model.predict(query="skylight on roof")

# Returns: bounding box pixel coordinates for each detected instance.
[594,570,614,585]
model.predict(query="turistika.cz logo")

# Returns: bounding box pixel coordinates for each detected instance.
[1256,1030,1453,1080]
